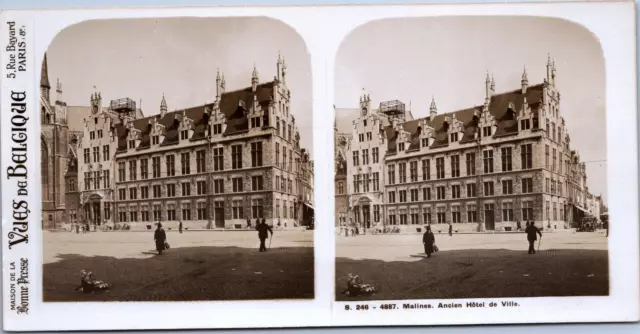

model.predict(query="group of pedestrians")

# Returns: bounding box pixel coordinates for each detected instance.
[152,219,275,255]
[70,222,91,234]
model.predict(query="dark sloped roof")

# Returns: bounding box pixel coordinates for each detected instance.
[386,83,544,154]
[115,82,275,152]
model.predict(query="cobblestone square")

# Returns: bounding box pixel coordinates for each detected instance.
[43,230,314,301]
[336,230,608,301]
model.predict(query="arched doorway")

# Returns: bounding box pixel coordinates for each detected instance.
[357,196,372,229]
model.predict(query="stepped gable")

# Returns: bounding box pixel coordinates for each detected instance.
[115,81,275,151]
[385,83,544,154]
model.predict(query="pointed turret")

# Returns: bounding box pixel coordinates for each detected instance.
[551,59,557,86]
[160,94,167,118]
[490,75,495,93]
[546,53,553,84]
[251,63,259,92]
[276,52,283,82]
[221,73,226,93]
[429,96,437,121]
[41,53,51,88]
[521,66,528,94]
[484,71,491,105]
[281,57,287,85]
[216,68,222,99]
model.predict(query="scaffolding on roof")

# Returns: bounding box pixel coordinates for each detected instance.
[110,97,137,113]
[379,99,406,124]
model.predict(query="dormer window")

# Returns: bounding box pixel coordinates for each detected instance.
[421,138,429,148]
[251,117,261,128]
[520,119,531,130]
[398,143,405,152]
[180,130,189,140]
[152,135,159,145]
[482,126,492,137]
[450,133,459,142]
[128,140,136,149]
[213,124,222,135]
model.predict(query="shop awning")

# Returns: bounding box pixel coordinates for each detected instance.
[302,202,314,211]
[573,204,589,213]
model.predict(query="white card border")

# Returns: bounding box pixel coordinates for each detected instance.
[0,2,637,331]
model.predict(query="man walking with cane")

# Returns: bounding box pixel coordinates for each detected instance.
[525,220,542,254]
[256,218,273,252]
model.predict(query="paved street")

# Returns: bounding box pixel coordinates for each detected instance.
[43,230,314,301]
[336,230,609,301]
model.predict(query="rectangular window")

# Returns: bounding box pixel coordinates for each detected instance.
[181,152,191,175]
[85,172,91,191]
[140,159,148,180]
[399,163,407,183]
[232,200,244,219]
[196,150,206,173]
[141,209,149,222]
[129,187,137,200]
[421,138,429,148]
[167,204,176,221]
[153,205,161,221]
[483,150,494,173]
[232,177,243,192]
[152,135,159,145]
[129,161,137,181]
[352,151,359,166]
[213,147,224,171]
[452,185,461,199]
[102,145,109,161]
[522,201,534,221]
[409,161,418,182]
[436,157,445,179]
[422,159,431,180]
[467,204,477,223]
[362,149,369,165]
[501,179,513,195]
[484,181,494,196]
[275,143,280,166]
[373,205,380,222]
[118,162,126,182]
[232,145,243,169]
[482,126,491,137]
[522,178,533,193]
[388,191,396,203]
[97,130,103,138]
[466,183,476,197]
[437,207,446,224]
[451,155,460,177]
[152,157,161,178]
[387,165,395,185]
[452,205,461,223]
[521,144,532,169]
[182,182,191,196]
[180,130,189,140]
[398,143,405,152]
[501,147,513,172]
[197,180,207,195]
[252,199,264,219]
[214,179,225,194]
[520,119,531,130]
[436,186,446,200]
[197,202,207,220]
[182,203,191,220]
[423,208,432,225]
[275,175,280,191]
[552,148,557,172]
[553,202,557,220]
[372,147,379,163]
[153,185,161,198]
[252,176,264,191]
[167,184,176,197]
[93,171,100,190]
[545,201,550,220]
[128,140,136,150]
[423,187,432,201]
[90,131,95,140]
[251,117,261,128]
[212,123,222,135]
[410,189,419,202]
[399,190,407,203]
[118,188,126,201]
[353,174,360,193]
[84,148,90,164]
[502,202,514,221]
[251,142,263,167]
[373,172,380,191]
[93,147,100,163]
[367,132,372,141]
[546,177,550,193]
[363,174,370,192]
[141,186,149,199]
[545,145,550,169]
[166,154,175,176]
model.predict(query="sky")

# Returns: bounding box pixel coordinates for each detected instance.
[46,17,313,152]
[334,16,607,201]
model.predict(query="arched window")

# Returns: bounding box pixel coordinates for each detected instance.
[41,138,49,200]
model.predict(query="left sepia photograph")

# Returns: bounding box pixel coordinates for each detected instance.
[40,17,315,302]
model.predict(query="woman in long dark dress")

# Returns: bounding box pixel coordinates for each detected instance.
[154,223,167,255]
[422,226,436,258]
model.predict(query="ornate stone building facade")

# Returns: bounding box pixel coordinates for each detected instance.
[340,56,603,231]
[85,55,315,229]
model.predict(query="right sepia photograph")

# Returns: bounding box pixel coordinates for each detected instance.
[334,16,608,301]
